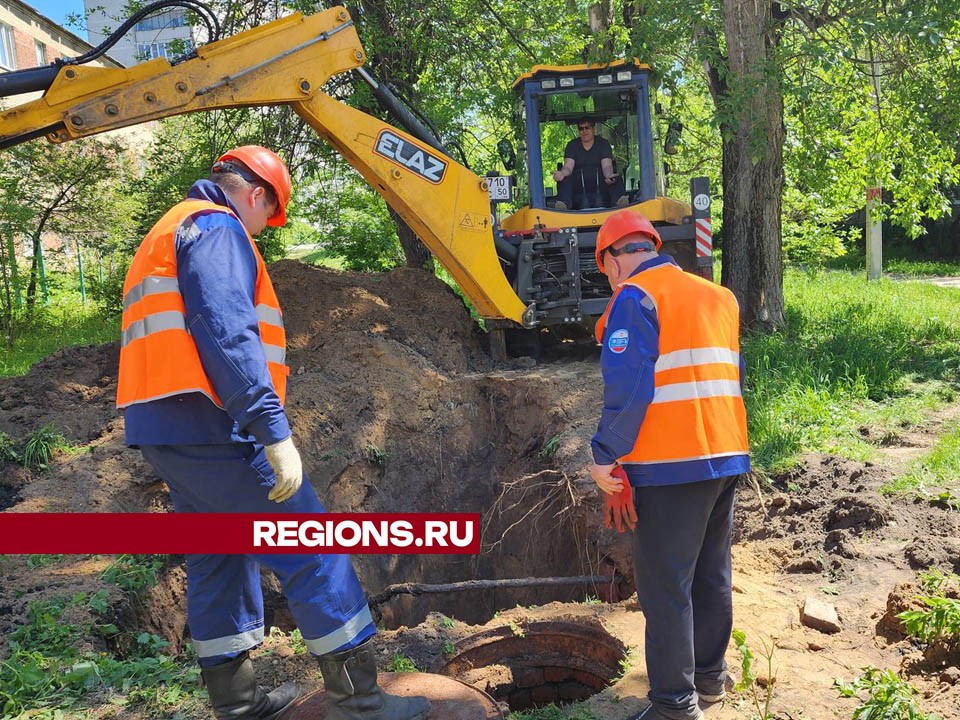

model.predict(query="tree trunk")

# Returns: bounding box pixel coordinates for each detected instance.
[25,238,40,311]
[389,207,433,270]
[716,0,786,331]
[588,1,615,55]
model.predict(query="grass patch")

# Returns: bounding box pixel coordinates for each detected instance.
[293,245,347,269]
[22,425,73,470]
[882,420,960,496]
[745,269,960,471]
[1,299,119,377]
[507,706,599,720]
[827,249,960,277]
[0,591,202,717]
[885,258,960,277]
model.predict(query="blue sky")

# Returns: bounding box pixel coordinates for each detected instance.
[25,0,88,39]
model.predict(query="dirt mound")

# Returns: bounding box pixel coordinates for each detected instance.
[271,261,492,375]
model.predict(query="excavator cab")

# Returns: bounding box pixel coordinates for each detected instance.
[508,59,658,211]
[491,60,712,335]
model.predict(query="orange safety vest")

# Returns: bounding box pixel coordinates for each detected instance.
[595,263,748,465]
[116,199,288,409]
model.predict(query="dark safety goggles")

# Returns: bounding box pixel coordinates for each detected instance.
[601,240,657,266]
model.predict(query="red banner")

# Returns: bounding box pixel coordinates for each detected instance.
[0,513,481,554]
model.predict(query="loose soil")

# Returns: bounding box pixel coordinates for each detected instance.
[1,261,959,719]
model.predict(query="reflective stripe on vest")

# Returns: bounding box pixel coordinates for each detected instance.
[595,263,748,465]
[117,199,288,409]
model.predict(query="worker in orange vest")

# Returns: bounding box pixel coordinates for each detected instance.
[589,209,749,720]
[117,146,429,720]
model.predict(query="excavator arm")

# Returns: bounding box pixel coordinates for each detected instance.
[0,6,528,324]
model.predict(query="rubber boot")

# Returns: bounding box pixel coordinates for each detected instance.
[201,651,301,719]
[318,639,431,720]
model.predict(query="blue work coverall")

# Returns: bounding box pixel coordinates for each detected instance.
[125,180,375,666]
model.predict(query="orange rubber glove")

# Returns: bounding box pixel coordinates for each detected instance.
[603,466,637,533]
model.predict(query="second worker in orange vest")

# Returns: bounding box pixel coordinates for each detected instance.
[589,209,749,720]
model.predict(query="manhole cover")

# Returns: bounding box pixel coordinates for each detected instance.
[281,671,502,719]
[432,620,627,711]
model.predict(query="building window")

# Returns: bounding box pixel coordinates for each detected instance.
[35,41,47,66]
[136,39,194,61]
[135,10,188,31]
[0,23,16,70]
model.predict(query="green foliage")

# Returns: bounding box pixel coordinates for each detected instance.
[364,445,388,468]
[828,252,960,278]
[88,255,131,318]
[386,653,418,672]
[885,260,960,277]
[781,185,856,266]
[539,435,562,459]
[312,191,404,272]
[883,421,960,496]
[896,570,960,650]
[0,431,19,463]
[745,269,960,471]
[0,298,120,377]
[289,628,307,654]
[0,591,200,716]
[898,596,960,646]
[918,569,960,596]
[835,667,938,720]
[25,555,66,569]
[22,425,71,471]
[267,626,308,655]
[506,705,599,720]
[732,629,777,719]
[434,264,483,327]
[102,555,164,592]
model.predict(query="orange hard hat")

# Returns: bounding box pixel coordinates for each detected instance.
[595,209,662,272]
[215,145,291,227]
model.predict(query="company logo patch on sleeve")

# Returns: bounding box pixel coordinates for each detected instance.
[608,329,629,353]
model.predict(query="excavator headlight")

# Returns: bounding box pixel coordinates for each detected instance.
[616,70,632,81]
[597,74,613,85]
[559,77,575,88]
[541,79,557,89]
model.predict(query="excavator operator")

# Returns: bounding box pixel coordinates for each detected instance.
[552,117,626,210]
[116,145,430,720]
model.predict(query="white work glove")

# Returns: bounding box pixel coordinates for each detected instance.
[264,436,303,503]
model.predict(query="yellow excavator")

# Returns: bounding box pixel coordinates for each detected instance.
[0,2,712,353]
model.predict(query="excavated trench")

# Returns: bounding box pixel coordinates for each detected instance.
[122,357,630,651]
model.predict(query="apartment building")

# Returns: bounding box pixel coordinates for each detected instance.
[84,0,195,68]
[0,0,121,80]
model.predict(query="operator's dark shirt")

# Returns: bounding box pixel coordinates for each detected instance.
[564,136,613,186]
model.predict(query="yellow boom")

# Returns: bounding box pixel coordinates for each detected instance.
[0,7,528,324]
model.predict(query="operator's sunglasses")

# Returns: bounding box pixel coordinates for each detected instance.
[600,241,657,265]
[578,124,593,130]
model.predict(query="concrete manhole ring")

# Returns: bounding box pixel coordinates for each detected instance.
[431,619,628,712]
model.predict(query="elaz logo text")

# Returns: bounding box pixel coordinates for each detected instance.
[374,131,447,184]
